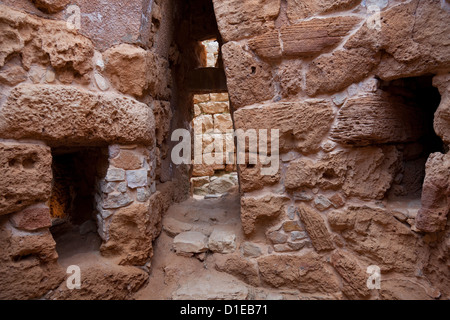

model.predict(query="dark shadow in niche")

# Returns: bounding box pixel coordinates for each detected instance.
[49,147,108,260]
[382,75,444,201]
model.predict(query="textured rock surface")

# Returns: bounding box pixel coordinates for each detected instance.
[286,0,361,22]
[208,227,236,254]
[305,47,379,96]
[331,92,426,146]
[212,0,280,42]
[257,253,340,294]
[240,194,288,235]
[331,250,371,299]
[46,259,148,300]
[285,146,401,200]
[249,16,361,59]
[0,84,155,146]
[100,202,154,266]
[0,218,64,300]
[0,142,52,216]
[9,204,51,231]
[222,41,274,109]
[328,206,422,273]
[234,100,334,154]
[172,274,249,300]
[30,0,69,13]
[415,153,450,232]
[433,74,450,145]
[0,5,94,73]
[215,254,260,286]
[103,44,148,97]
[298,205,334,252]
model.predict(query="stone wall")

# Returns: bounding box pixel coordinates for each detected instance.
[0,0,175,298]
[214,0,450,299]
[0,0,449,300]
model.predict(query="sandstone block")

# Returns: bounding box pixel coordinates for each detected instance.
[331,92,427,146]
[212,0,280,42]
[286,0,361,22]
[234,100,334,154]
[0,222,64,300]
[213,113,233,133]
[222,41,274,109]
[31,0,69,13]
[331,250,371,299]
[298,204,334,252]
[100,202,154,266]
[415,153,450,232]
[241,194,288,235]
[327,206,422,273]
[9,204,51,231]
[0,84,155,146]
[257,253,340,294]
[103,44,147,97]
[193,114,214,134]
[249,16,361,60]
[285,146,402,200]
[110,150,143,170]
[0,142,52,216]
[162,217,192,238]
[215,254,260,286]
[200,101,229,114]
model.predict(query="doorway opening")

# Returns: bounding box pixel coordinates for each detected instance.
[49,147,108,259]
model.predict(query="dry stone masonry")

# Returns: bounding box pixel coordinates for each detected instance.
[0,0,449,300]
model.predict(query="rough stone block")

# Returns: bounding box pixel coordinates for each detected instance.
[0,84,155,146]
[0,142,52,216]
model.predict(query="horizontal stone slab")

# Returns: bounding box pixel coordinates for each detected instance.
[0,84,155,146]
[248,16,361,59]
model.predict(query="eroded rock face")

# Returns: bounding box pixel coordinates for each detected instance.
[331,92,426,146]
[328,206,423,273]
[222,41,275,109]
[0,84,155,146]
[46,262,148,300]
[433,74,450,145]
[100,202,154,266]
[257,252,340,294]
[0,218,64,300]
[285,146,402,200]
[212,0,281,42]
[286,0,361,22]
[331,250,371,299]
[249,16,361,60]
[30,0,69,13]
[215,254,260,286]
[297,205,334,252]
[103,45,171,99]
[233,100,334,154]
[0,5,94,75]
[415,153,450,232]
[240,194,288,235]
[0,142,52,216]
